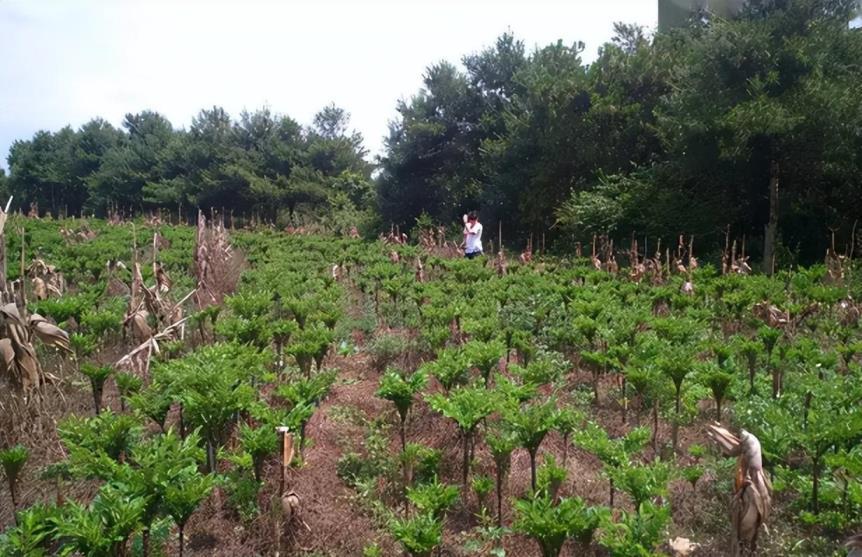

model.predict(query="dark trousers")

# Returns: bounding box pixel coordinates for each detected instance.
[465,251,483,259]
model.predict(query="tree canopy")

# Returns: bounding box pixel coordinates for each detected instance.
[5,2,861,264]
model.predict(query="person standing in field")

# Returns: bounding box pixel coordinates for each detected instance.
[462,211,483,259]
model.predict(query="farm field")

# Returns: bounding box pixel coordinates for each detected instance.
[1,216,861,557]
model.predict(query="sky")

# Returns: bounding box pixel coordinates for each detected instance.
[0,0,658,170]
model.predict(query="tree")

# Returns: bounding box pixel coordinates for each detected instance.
[377,61,484,228]
[87,111,179,213]
[657,0,862,268]
[482,40,592,236]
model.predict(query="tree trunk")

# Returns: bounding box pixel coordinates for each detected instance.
[812,453,821,514]
[529,448,538,491]
[621,376,627,425]
[206,440,216,473]
[496,467,504,528]
[462,432,471,490]
[92,380,103,415]
[178,524,185,557]
[142,528,150,557]
[8,477,18,525]
[592,370,600,404]
[0,230,6,295]
[672,391,681,455]
[763,160,779,276]
[772,366,781,399]
[748,362,756,394]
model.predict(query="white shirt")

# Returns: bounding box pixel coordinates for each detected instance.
[465,222,483,253]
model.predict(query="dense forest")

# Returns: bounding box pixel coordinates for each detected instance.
[3,0,862,264]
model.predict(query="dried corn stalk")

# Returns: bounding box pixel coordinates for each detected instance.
[115,315,191,377]
[708,424,772,557]
[155,263,171,293]
[194,210,234,309]
[27,259,65,299]
[0,303,70,392]
[495,250,508,277]
[825,247,846,284]
[414,257,425,283]
[28,314,72,353]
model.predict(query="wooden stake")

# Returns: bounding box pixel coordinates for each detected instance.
[19,227,26,307]
[277,427,294,495]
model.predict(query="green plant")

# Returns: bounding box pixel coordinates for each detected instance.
[0,502,57,556]
[376,369,427,450]
[39,462,72,506]
[52,483,146,557]
[400,442,442,489]
[702,364,734,421]
[464,339,505,386]
[238,421,278,482]
[423,346,471,392]
[734,337,761,394]
[608,459,671,512]
[276,368,338,408]
[427,384,495,488]
[554,408,582,468]
[163,469,215,557]
[407,476,459,519]
[128,383,174,432]
[59,411,142,474]
[120,429,207,557]
[160,343,262,471]
[69,332,98,359]
[513,492,608,557]
[599,501,670,556]
[472,474,494,514]
[0,445,29,517]
[81,307,122,339]
[573,423,649,507]
[363,542,383,557]
[389,512,442,557]
[79,363,113,415]
[224,466,263,523]
[368,332,410,373]
[486,426,518,528]
[536,455,567,500]
[506,398,557,491]
[115,371,143,412]
[682,464,704,491]
[657,349,693,454]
